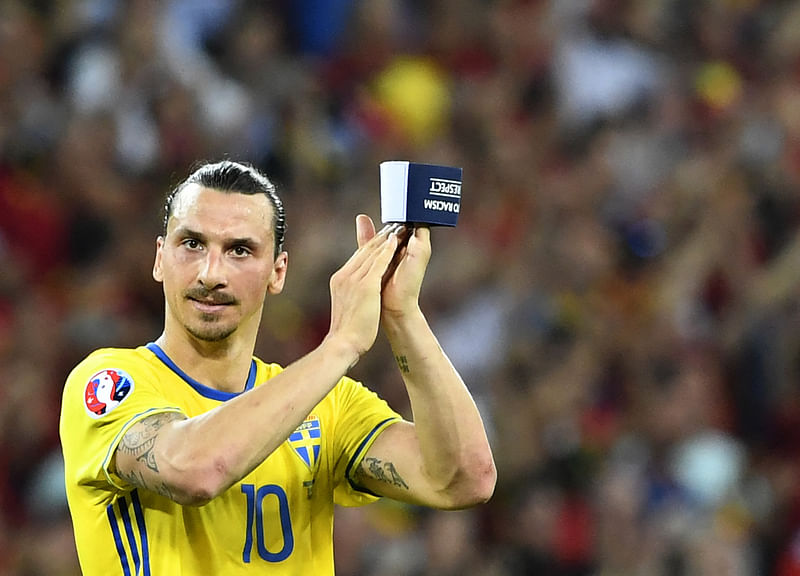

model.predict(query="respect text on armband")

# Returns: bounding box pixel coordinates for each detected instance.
[425,178,461,213]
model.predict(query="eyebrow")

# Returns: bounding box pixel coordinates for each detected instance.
[228,237,261,249]
[173,226,203,239]
[173,227,262,249]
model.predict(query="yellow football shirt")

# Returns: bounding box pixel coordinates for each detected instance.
[60,343,401,575]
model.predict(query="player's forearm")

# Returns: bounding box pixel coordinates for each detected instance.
[143,337,358,504]
[382,309,496,504]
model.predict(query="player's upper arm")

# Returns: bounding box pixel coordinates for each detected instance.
[111,411,213,506]
[350,421,493,510]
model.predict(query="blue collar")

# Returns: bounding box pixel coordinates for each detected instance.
[145,342,256,401]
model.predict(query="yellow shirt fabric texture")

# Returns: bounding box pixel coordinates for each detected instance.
[60,343,401,575]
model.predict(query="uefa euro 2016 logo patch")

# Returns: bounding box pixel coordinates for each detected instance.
[288,415,321,470]
[84,368,134,419]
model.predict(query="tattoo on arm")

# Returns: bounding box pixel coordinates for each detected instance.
[395,355,410,373]
[116,467,176,500]
[116,411,186,497]
[356,457,409,490]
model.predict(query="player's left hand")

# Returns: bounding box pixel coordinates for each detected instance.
[356,214,430,318]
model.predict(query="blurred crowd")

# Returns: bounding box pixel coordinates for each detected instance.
[3,0,800,574]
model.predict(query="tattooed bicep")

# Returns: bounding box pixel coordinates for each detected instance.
[114,411,187,497]
[118,411,187,457]
[354,456,409,491]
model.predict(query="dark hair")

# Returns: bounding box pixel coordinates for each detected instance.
[163,160,286,257]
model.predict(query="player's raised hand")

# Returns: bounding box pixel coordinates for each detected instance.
[385,226,431,319]
[327,216,399,358]
[354,215,431,320]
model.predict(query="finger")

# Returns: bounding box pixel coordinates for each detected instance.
[356,214,377,248]
[404,225,430,252]
[365,230,400,279]
[342,222,395,275]
[387,225,430,279]
[412,225,430,243]
[394,224,411,250]
[354,227,399,280]
[381,242,407,289]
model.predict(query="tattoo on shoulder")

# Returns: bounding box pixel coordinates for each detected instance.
[117,411,186,493]
[395,355,410,373]
[357,456,409,490]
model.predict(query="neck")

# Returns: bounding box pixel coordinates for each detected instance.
[156,327,256,394]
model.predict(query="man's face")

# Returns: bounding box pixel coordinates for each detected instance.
[153,184,287,343]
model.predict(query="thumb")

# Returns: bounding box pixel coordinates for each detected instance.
[356,214,376,248]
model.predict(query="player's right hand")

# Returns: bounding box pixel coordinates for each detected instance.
[327,216,399,359]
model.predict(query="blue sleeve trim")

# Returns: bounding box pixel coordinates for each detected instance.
[102,407,185,491]
[344,417,400,496]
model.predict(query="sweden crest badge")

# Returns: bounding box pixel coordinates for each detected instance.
[289,415,321,470]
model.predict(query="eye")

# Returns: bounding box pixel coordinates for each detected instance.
[230,245,252,257]
[182,238,202,250]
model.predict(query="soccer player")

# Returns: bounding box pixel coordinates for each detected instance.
[60,160,496,575]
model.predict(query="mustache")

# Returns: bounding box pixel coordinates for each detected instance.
[184,287,237,305]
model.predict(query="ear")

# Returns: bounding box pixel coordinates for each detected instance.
[267,251,289,295]
[153,236,165,282]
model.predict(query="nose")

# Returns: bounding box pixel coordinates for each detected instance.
[198,248,227,290]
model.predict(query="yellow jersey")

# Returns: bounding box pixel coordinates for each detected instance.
[60,343,401,575]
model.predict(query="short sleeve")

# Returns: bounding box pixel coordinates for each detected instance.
[329,376,402,506]
[60,349,184,495]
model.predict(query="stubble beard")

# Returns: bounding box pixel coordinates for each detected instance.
[181,286,239,342]
[186,315,237,342]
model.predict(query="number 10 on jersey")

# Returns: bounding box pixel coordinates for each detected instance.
[241,484,294,563]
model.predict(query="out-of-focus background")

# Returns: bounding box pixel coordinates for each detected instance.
[4,0,800,574]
